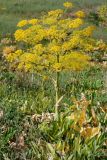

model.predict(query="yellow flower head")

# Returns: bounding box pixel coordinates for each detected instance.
[20,53,38,63]
[63,2,73,8]
[69,35,80,48]
[46,27,58,39]
[83,26,96,36]
[17,20,28,27]
[28,19,38,25]
[15,49,23,56]
[43,17,57,25]
[33,44,44,55]
[5,50,22,63]
[69,18,83,28]
[50,45,61,53]
[6,53,15,62]
[48,9,63,17]
[75,11,85,18]
[62,42,71,51]
[14,29,25,41]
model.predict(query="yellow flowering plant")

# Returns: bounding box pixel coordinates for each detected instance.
[63,2,73,8]
[3,2,105,118]
[97,4,107,26]
[75,10,85,18]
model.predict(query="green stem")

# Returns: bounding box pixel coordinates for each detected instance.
[55,71,60,116]
[55,53,60,119]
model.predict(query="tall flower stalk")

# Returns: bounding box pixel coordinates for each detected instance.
[55,54,60,118]
[3,2,106,116]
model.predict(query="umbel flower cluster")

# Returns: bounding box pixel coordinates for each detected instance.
[4,2,104,72]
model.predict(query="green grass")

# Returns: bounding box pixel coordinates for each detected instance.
[0,67,107,159]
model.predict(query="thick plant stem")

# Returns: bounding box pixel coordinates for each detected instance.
[55,71,60,119]
[55,53,60,119]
